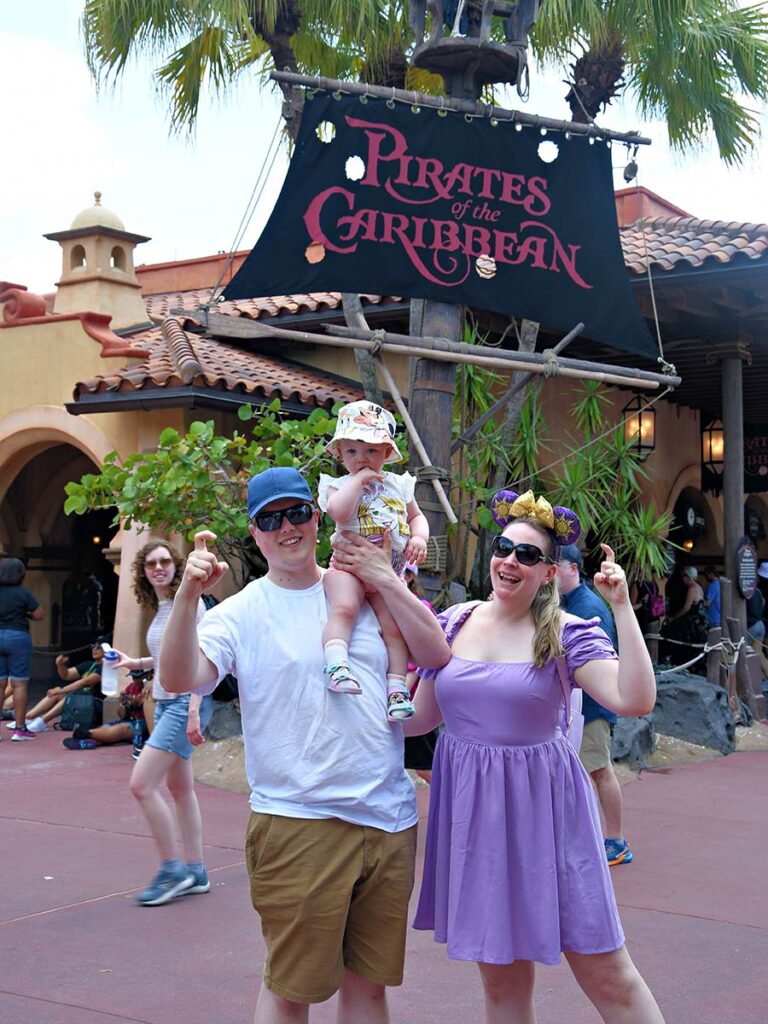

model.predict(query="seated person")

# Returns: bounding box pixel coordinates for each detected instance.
[63,667,150,758]
[11,638,106,733]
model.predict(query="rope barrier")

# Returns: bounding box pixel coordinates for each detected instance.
[646,634,745,676]
[655,650,709,676]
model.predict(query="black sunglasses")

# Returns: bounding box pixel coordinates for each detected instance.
[253,502,314,532]
[490,535,553,566]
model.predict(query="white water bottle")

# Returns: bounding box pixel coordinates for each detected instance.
[101,647,119,697]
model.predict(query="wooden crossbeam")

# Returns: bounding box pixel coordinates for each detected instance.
[323,323,680,389]
[205,311,679,389]
[270,71,652,146]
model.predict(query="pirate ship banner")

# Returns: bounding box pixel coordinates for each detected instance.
[224,92,655,358]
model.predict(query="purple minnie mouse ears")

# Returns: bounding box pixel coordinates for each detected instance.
[490,489,581,550]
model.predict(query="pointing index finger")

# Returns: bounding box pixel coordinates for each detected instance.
[194,530,217,552]
[600,543,615,563]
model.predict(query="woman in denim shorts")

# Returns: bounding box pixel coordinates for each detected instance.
[113,541,212,907]
[0,558,44,741]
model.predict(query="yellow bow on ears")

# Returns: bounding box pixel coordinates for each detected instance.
[509,490,555,530]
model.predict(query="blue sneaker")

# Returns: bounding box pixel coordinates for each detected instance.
[183,866,210,895]
[136,866,194,906]
[604,837,633,866]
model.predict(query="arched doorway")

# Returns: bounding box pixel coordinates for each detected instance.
[1,442,118,680]
[667,488,713,614]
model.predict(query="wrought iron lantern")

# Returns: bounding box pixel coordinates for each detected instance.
[702,419,724,474]
[622,393,656,458]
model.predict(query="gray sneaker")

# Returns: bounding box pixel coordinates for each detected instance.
[136,866,194,906]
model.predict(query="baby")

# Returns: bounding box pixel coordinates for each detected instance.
[318,400,429,721]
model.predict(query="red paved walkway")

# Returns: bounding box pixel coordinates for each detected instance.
[1,734,766,1023]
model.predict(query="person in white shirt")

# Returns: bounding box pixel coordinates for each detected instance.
[159,466,449,1024]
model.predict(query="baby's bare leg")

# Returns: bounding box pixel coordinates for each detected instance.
[368,593,409,677]
[369,593,415,722]
[323,570,367,694]
[323,570,366,647]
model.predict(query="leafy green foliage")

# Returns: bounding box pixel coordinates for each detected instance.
[451,324,503,582]
[64,401,339,588]
[82,1,430,138]
[453,380,673,593]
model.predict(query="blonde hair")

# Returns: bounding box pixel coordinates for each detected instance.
[502,517,563,668]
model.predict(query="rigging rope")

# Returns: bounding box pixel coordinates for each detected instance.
[207,111,285,306]
[560,57,670,374]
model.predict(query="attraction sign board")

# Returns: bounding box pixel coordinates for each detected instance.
[225,92,655,358]
[736,540,758,599]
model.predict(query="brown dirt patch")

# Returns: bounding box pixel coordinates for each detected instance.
[192,736,249,795]
[194,722,768,794]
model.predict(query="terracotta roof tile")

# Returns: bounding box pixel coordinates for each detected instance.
[143,289,401,324]
[620,216,768,274]
[73,320,362,409]
[76,214,768,409]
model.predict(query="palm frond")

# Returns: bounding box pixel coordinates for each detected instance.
[532,0,768,163]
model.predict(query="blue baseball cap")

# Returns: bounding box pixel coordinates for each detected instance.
[558,544,582,568]
[247,467,314,519]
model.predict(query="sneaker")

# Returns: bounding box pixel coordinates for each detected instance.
[182,866,211,895]
[605,837,633,866]
[136,866,194,906]
[6,720,30,730]
[62,737,97,750]
[11,728,36,741]
[72,724,91,741]
[27,716,48,734]
[387,689,416,723]
[325,663,363,695]
[132,745,143,761]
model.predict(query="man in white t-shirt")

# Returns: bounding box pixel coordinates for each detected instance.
[159,467,450,1024]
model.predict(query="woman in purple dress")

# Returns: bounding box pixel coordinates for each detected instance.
[408,490,665,1023]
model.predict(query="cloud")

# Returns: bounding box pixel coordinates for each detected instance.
[2,12,766,296]
[0,30,122,289]
[0,23,288,293]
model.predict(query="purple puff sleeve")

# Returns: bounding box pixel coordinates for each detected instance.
[415,609,452,681]
[416,601,481,680]
[562,615,618,684]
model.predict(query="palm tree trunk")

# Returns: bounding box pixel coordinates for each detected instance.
[249,1,304,140]
[566,38,625,123]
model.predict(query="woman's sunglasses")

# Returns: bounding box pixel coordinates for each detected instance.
[253,502,314,533]
[490,535,553,566]
[144,557,174,570]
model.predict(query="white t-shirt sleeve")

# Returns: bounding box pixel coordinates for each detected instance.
[197,603,240,695]
[317,472,341,513]
[397,470,416,504]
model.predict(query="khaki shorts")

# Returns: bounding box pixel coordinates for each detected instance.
[245,813,417,1004]
[579,717,613,773]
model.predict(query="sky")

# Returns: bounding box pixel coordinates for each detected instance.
[2,1,767,294]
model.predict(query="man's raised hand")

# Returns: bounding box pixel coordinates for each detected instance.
[184,531,229,594]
